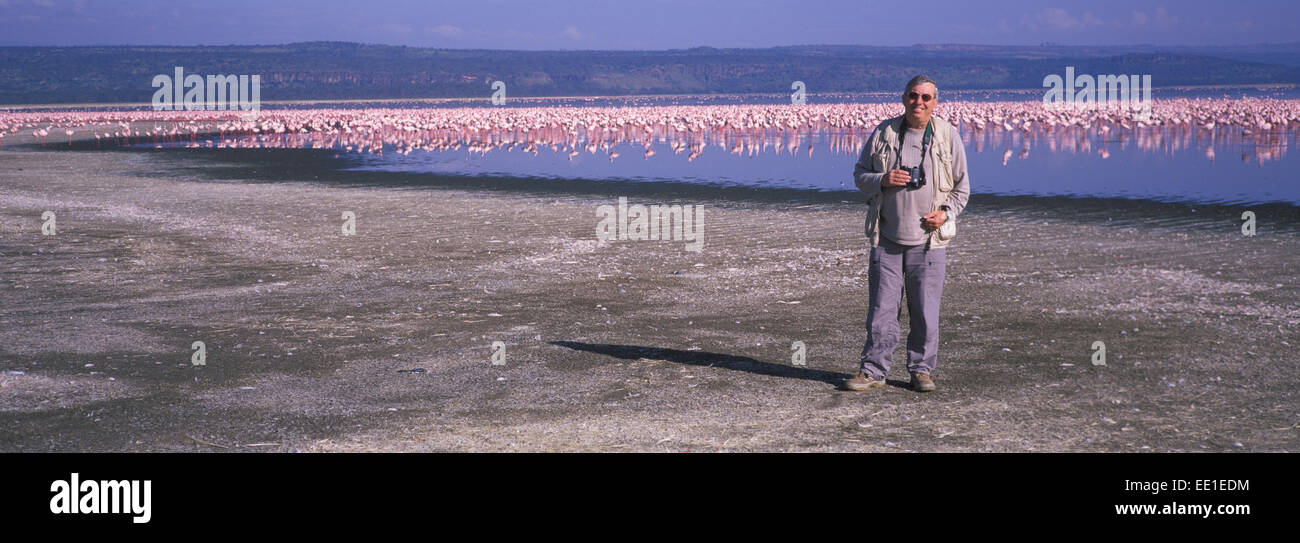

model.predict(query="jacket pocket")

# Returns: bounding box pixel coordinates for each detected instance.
[864,194,881,238]
[872,150,892,175]
[936,146,954,191]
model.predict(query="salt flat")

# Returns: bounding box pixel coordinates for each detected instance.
[1,144,1296,452]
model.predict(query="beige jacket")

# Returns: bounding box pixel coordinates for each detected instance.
[853,114,967,249]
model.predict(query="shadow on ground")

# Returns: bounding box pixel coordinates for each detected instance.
[549,340,850,386]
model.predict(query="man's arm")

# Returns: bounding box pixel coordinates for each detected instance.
[853,127,884,199]
[943,126,971,221]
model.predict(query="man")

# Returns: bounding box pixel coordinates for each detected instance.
[845,75,970,393]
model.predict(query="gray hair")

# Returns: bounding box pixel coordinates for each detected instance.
[905,74,938,97]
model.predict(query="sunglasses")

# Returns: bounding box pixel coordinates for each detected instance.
[906,92,934,102]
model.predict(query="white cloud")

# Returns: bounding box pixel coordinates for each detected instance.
[1131,10,1148,26]
[560,24,582,39]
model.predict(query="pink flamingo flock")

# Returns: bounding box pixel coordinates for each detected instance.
[1,98,1296,164]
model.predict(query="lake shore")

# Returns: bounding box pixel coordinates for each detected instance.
[1,144,1297,452]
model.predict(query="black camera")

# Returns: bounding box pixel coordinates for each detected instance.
[904,165,925,189]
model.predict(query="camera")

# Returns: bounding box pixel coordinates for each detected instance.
[904,166,925,189]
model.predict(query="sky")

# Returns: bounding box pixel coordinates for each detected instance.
[0,0,1296,49]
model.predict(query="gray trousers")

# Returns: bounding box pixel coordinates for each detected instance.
[859,236,946,379]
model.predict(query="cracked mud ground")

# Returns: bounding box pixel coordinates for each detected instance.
[2,141,1297,452]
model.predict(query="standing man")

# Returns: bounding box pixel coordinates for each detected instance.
[845,75,971,393]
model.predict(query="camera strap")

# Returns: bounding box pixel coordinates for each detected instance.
[895,120,934,180]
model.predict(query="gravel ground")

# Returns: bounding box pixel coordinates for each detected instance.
[1,139,1297,452]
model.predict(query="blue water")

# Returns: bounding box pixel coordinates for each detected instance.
[121,89,1300,207]
[341,124,1299,207]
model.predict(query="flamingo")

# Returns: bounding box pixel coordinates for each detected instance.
[1,95,1295,167]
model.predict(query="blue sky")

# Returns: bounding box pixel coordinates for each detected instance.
[0,0,1295,49]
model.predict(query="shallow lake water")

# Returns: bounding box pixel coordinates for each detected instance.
[101,89,1299,207]
[340,120,1297,206]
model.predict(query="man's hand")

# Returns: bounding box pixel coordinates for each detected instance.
[921,210,946,231]
[882,169,911,188]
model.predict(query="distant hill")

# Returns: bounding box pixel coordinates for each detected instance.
[2,41,1299,105]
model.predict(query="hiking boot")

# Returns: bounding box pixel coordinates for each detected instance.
[844,371,885,391]
[910,372,936,392]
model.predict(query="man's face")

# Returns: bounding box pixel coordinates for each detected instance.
[903,82,937,126]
